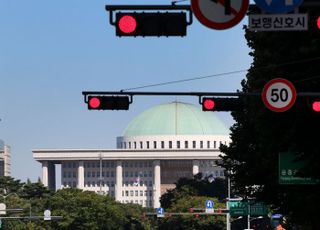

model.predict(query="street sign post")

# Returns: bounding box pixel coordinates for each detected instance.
[249,14,308,31]
[44,209,51,221]
[254,0,303,14]
[156,207,165,218]
[279,151,319,185]
[229,200,269,217]
[205,200,214,213]
[262,78,297,112]
[191,0,249,30]
[0,204,6,215]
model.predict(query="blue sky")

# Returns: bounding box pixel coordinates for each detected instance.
[0,0,253,182]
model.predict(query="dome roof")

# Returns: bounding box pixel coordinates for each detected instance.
[122,102,229,137]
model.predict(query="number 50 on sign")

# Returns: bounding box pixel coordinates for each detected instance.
[262,78,297,112]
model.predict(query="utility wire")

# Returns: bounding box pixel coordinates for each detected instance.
[121,56,320,92]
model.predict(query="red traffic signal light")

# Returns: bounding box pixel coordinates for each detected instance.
[115,12,187,37]
[87,96,130,110]
[317,16,320,30]
[118,15,137,34]
[202,97,242,112]
[312,100,320,112]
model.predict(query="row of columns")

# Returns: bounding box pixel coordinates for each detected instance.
[42,159,200,208]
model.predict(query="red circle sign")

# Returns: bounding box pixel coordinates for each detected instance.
[262,78,297,112]
[191,0,249,30]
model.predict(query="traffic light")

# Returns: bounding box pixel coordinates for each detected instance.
[201,97,242,112]
[115,12,187,37]
[87,96,130,110]
[310,98,320,112]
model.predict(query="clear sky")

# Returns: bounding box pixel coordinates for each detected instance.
[0,0,253,183]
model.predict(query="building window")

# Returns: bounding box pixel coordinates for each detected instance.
[140,141,143,149]
[185,141,188,149]
[135,190,138,196]
[200,141,203,149]
[193,141,196,148]
[124,142,126,149]
[146,141,150,149]
[161,141,164,149]
[214,141,216,149]
[220,141,222,147]
[129,142,131,149]
[169,141,172,149]
[153,141,157,149]
[134,142,137,149]
[207,141,210,149]
[177,141,180,149]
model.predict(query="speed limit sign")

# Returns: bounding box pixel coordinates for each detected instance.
[262,78,297,112]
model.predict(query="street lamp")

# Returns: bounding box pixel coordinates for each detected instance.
[235,215,263,230]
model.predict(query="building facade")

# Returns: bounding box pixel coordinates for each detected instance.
[0,139,11,177]
[33,102,230,208]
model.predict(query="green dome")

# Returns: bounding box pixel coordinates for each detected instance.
[123,102,229,136]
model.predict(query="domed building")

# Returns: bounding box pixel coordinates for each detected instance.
[33,102,230,208]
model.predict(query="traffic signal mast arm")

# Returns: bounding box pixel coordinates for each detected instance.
[82,91,320,111]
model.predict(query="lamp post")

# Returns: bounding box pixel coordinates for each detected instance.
[226,176,231,230]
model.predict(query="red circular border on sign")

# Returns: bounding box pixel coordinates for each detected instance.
[191,0,249,30]
[262,78,297,112]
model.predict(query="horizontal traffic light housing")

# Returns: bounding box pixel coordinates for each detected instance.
[115,12,187,37]
[87,96,130,110]
[202,97,243,112]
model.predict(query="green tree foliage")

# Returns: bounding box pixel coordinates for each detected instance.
[0,177,151,229]
[220,4,320,229]
[158,196,225,230]
[0,176,23,196]
[160,174,227,209]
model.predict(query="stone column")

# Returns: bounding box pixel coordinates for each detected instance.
[77,161,84,189]
[115,161,123,201]
[42,161,48,187]
[192,160,200,175]
[153,160,161,208]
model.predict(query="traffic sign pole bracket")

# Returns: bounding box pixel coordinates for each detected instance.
[105,4,193,26]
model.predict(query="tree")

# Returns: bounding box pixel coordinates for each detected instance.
[158,196,225,230]
[220,4,320,229]
[161,174,227,209]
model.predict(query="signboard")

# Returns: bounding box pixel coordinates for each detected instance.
[191,0,249,30]
[229,201,269,216]
[279,151,319,185]
[44,209,51,221]
[262,78,297,112]
[205,200,214,213]
[249,14,308,31]
[156,207,165,218]
[0,203,6,215]
[254,0,303,14]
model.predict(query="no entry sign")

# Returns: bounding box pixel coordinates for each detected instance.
[191,0,249,30]
[262,78,297,112]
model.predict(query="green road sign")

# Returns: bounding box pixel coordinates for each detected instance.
[229,200,269,217]
[279,151,319,185]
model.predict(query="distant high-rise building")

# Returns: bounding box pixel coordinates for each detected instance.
[33,102,230,208]
[0,139,11,177]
